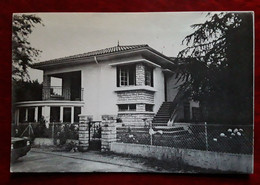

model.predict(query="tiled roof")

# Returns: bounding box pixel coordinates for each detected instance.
[33,44,149,67]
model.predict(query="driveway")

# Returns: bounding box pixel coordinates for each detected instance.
[10,148,165,172]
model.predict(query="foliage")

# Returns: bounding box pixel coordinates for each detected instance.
[12,79,42,103]
[12,14,43,80]
[175,13,253,124]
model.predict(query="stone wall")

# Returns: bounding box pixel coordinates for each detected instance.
[111,142,253,173]
[117,113,154,127]
[117,90,154,104]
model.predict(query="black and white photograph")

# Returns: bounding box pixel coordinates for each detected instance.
[11,12,254,173]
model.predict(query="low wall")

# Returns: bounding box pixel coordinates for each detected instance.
[33,138,78,146]
[33,138,54,146]
[110,142,253,173]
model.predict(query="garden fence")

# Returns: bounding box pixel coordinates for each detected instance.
[116,123,253,155]
[13,122,79,142]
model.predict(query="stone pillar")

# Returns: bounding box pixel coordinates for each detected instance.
[136,63,145,86]
[78,115,93,152]
[42,74,51,100]
[136,104,145,112]
[101,115,117,152]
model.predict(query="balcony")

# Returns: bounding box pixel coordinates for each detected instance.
[42,86,84,101]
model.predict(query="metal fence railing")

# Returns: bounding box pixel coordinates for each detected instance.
[42,86,84,101]
[116,123,253,155]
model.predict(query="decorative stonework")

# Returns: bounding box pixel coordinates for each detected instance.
[136,63,145,86]
[117,113,154,127]
[136,104,145,111]
[117,90,154,104]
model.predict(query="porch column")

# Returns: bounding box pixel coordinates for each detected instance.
[25,108,28,122]
[34,107,38,122]
[71,106,74,123]
[60,106,64,122]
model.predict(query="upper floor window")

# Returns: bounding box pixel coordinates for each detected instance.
[117,65,136,87]
[145,65,153,87]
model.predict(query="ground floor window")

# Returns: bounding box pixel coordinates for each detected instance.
[19,108,26,123]
[145,104,154,112]
[28,108,35,122]
[118,104,136,111]
[37,107,42,122]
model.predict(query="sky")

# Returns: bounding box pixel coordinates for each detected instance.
[24,12,208,82]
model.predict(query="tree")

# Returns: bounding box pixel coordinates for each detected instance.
[12,14,43,80]
[12,79,43,103]
[175,13,253,124]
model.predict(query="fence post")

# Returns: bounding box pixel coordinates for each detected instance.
[52,123,54,142]
[101,115,117,152]
[78,115,92,152]
[205,122,208,151]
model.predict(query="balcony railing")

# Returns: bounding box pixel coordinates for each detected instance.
[42,86,84,101]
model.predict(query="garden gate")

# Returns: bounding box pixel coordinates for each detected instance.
[88,121,102,150]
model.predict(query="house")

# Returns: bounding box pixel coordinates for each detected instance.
[14,44,200,127]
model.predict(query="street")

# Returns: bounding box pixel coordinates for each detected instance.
[10,148,163,172]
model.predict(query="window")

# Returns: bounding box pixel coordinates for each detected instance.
[117,65,136,87]
[145,66,153,87]
[145,104,154,112]
[118,104,136,111]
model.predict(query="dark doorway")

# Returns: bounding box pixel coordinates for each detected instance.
[70,72,81,101]
[50,107,60,122]
[63,107,71,122]
[88,121,102,151]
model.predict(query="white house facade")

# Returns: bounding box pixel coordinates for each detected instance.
[14,44,199,127]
